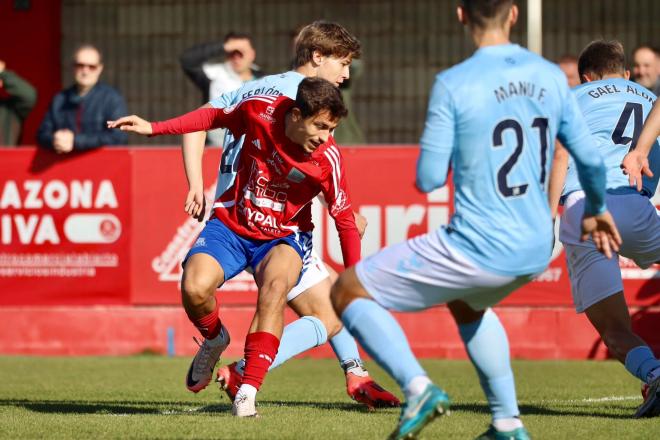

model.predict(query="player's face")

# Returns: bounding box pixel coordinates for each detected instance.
[633,48,659,88]
[559,61,580,88]
[289,110,339,153]
[316,55,352,86]
[73,48,103,90]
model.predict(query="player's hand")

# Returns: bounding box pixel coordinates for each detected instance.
[620,150,653,192]
[184,188,206,222]
[53,129,74,154]
[107,115,153,135]
[353,211,367,238]
[580,210,621,259]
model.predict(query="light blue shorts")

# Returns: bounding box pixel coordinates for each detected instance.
[356,228,535,312]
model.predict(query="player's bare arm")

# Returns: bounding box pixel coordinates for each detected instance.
[182,104,213,221]
[548,142,569,219]
[621,100,659,190]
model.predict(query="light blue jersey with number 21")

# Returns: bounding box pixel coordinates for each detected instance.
[417,44,607,277]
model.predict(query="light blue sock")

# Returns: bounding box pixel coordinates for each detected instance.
[329,326,361,364]
[625,346,660,383]
[458,308,520,420]
[269,316,327,370]
[342,298,426,390]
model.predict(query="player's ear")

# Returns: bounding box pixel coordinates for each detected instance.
[509,5,519,26]
[311,50,324,67]
[456,6,467,25]
[290,107,303,122]
[624,69,631,80]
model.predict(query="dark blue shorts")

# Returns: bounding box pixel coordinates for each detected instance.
[184,217,313,282]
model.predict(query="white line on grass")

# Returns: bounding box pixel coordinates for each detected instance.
[520,395,641,405]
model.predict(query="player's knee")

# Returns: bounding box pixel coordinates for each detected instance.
[257,280,289,310]
[180,276,216,308]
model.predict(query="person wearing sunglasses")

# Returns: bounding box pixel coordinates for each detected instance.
[37,44,128,154]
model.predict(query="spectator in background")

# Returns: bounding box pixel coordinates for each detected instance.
[558,54,580,88]
[0,59,37,146]
[180,32,262,146]
[333,59,366,145]
[632,45,660,96]
[37,44,127,154]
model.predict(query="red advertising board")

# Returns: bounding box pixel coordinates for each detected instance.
[1,147,658,307]
[0,148,131,305]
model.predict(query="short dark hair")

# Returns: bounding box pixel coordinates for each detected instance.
[223,32,253,45]
[460,0,514,29]
[295,77,348,120]
[294,21,361,68]
[578,40,626,82]
[633,44,660,58]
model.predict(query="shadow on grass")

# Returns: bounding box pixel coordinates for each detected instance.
[454,403,635,420]
[0,399,231,415]
[0,399,368,415]
[0,399,636,419]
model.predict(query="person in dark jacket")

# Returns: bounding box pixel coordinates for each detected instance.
[0,59,37,146]
[38,44,127,153]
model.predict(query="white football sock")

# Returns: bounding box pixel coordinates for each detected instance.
[404,375,432,400]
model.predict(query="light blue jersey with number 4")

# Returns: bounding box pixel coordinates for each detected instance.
[563,78,660,198]
[417,43,606,277]
[208,71,306,200]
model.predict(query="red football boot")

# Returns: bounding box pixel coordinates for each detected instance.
[342,359,401,410]
[216,360,244,401]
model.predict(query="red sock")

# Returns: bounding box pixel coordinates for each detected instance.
[241,332,280,390]
[188,300,221,340]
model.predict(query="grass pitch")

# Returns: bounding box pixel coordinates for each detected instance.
[0,356,657,439]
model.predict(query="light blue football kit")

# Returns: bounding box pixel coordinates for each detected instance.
[558,78,660,385]
[560,78,660,311]
[208,71,362,371]
[342,44,608,426]
[563,78,659,199]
